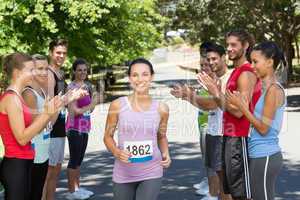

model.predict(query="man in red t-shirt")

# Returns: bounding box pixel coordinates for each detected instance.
[198,29,262,200]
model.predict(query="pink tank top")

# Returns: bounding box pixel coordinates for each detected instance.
[113,96,163,183]
[0,91,34,159]
[65,82,92,133]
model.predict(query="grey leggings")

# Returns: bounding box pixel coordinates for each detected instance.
[249,152,283,200]
[113,178,162,200]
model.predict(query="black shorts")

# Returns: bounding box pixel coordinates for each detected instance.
[222,136,251,199]
[205,135,222,171]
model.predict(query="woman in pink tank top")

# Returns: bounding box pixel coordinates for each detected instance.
[0,53,63,200]
[104,58,171,200]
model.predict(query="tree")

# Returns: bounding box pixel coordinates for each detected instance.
[169,0,300,80]
[0,0,165,69]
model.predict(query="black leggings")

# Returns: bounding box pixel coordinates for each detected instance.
[67,130,88,169]
[0,157,33,200]
[30,160,49,200]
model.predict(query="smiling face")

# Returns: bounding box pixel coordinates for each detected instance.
[15,60,35,86]
[33,59,49,86]
[206,51,225,76]
[250,50,273,79]
[74,64,88,81]
[226,35,247,61]
[49,45,67,68]
[128,63,153,94]
[200,57,214,78]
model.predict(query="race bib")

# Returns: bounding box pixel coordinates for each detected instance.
[60,108,66,119]
[83,111,91,120]
[124,140,153,163]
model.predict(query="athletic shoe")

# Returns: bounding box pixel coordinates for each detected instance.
[193,177,208,190]
[66,191,90,200]
[200,193,218,200]
[78,187,94,197]
[195,184,209,196]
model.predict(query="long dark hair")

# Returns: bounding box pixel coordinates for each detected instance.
[252,41,287,84]
[128,58,154,76]
[252,41,286,70]
[71,58,89,81]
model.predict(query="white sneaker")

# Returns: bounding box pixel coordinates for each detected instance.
[78,187,94,197]
[193,177,208,190]
[66,191,90,200]
[200,193,218,200]
[195,184,209,196]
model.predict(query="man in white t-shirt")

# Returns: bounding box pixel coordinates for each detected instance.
[171,42,232,200]
[204,44,232,200]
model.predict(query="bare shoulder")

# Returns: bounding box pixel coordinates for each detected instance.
[22,89,38,109]
[22,88,36,100]
[238,71,257,92]
[239,71,256,81]
[266,84,285,106]
[0,93,22,113]
[109,98,121,112]
[158,101,169,116]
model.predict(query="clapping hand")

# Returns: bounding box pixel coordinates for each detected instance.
[43,96,64,116]
[170,83,194,100]
[225,90,248,111]
[62,87,89,105]
[170,83,184,98]
[196,72,220,97]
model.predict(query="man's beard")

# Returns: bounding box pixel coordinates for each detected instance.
[229,49,245,61]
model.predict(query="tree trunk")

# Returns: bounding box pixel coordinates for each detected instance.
[284,35,294,83]
[295,38,300,65]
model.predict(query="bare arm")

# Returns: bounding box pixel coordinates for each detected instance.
[170,84,218,110]
[227,85,284,135]
[198,71,256,118]
[157,102,171,168]
[23,89,59,129]
[220,71,257,118]
[22,89,38,120]
[186,92,218,110]
[5,95,61,146]
[103,99,130,163]
[232,71,257,117]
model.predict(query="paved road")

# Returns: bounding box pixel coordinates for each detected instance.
[53,60,300,200]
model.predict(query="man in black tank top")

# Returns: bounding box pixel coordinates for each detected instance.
[44,39,68,200]
[49,68,67,138]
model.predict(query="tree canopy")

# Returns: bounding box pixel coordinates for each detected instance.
[162,0,300,78]
[0,0,165,70]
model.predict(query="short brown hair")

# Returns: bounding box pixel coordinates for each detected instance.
[48,39,68,52]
